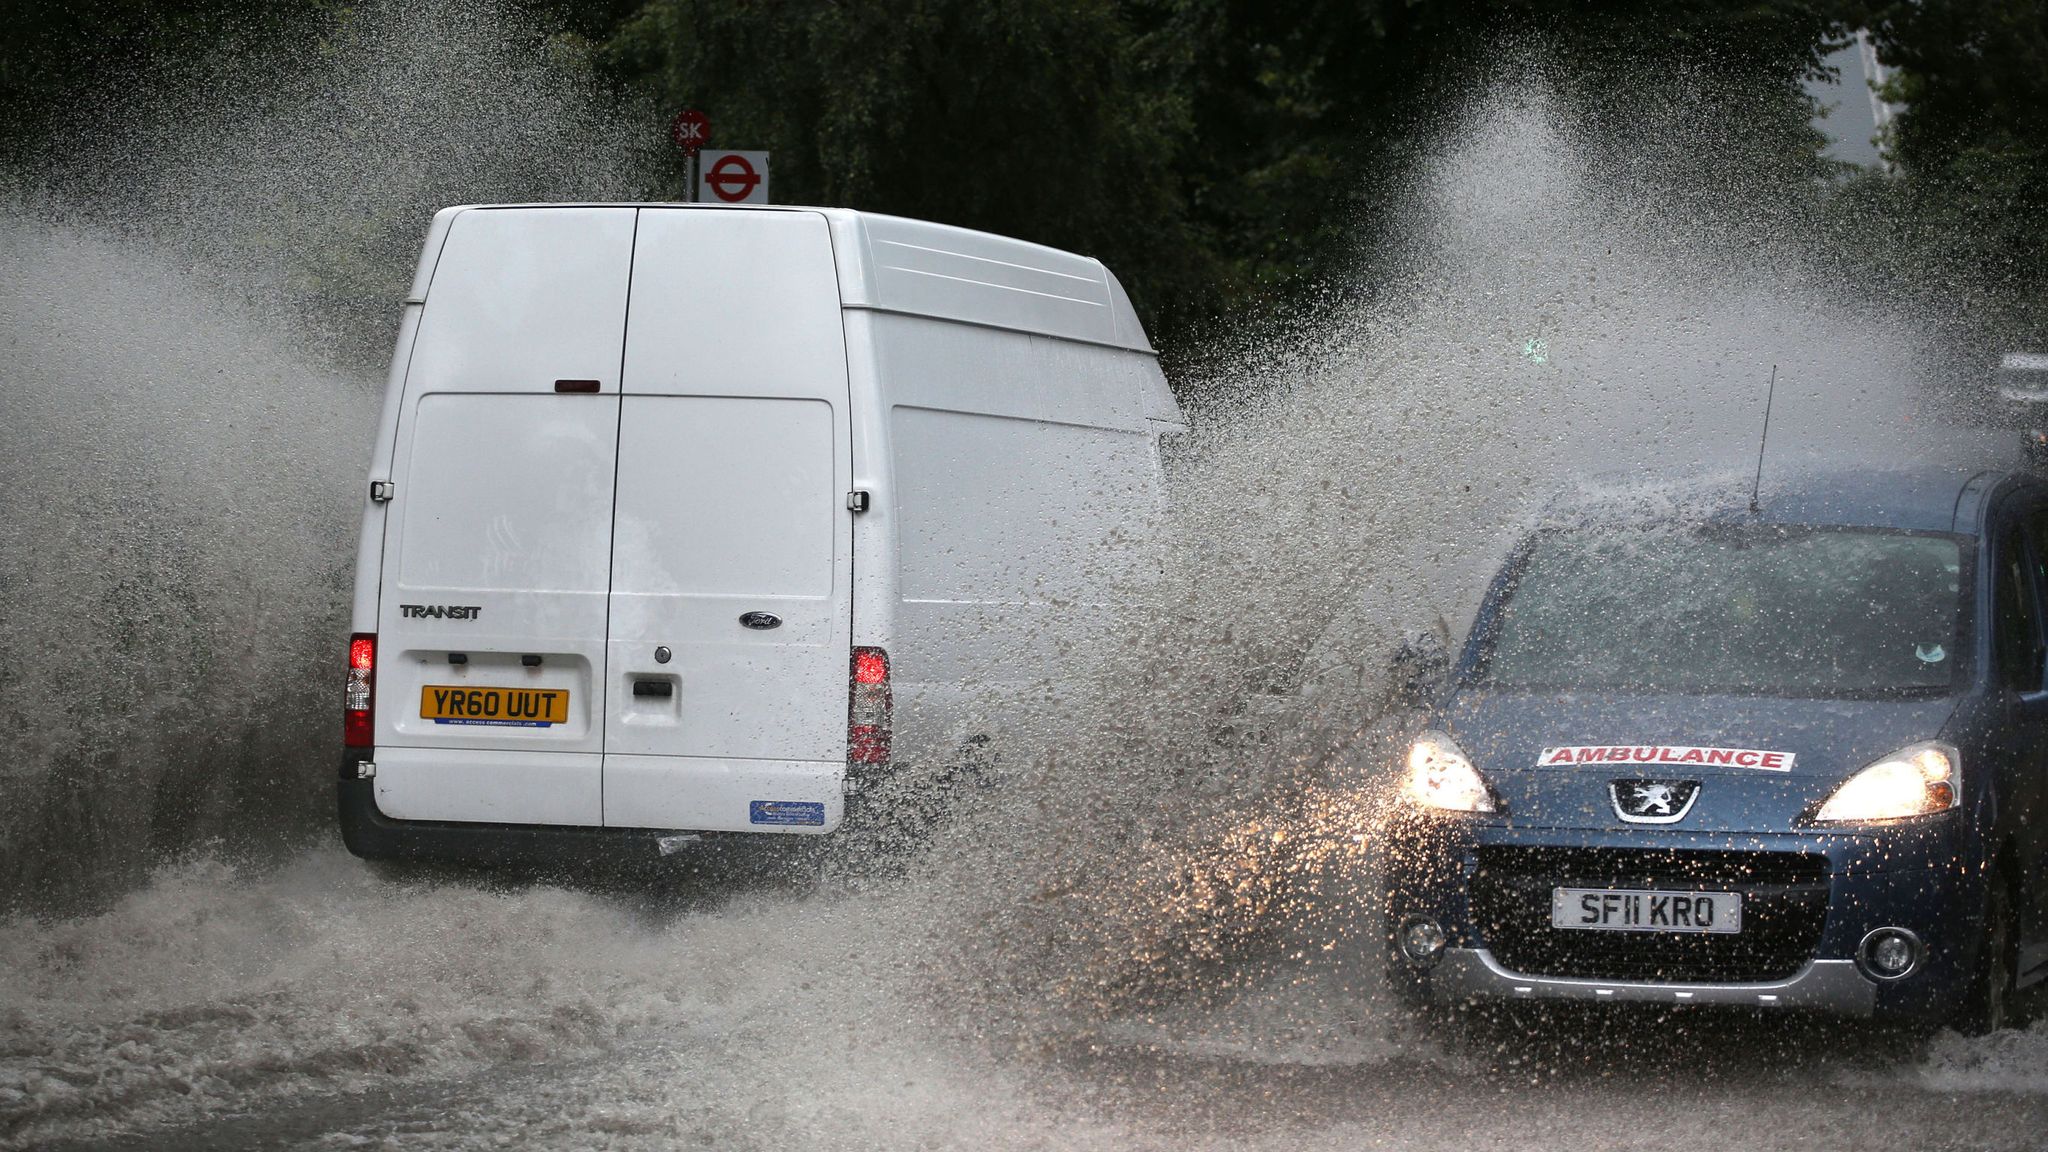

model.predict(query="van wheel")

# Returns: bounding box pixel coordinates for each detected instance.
[1956,876,2017,1036]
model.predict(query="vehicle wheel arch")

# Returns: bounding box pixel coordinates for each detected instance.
[1954,846,2024,1035]
[1994,839,2031,961]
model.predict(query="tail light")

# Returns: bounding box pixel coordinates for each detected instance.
[344,633,376,748]
[849,646,891,765]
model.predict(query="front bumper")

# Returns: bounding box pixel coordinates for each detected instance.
[1383,815,1975,1020]
[1430,949,1875,1014]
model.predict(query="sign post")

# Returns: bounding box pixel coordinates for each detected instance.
[668,108,712,202]
[697,150,772,205]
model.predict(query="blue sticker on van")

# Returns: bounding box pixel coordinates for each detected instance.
[750,801,825,827]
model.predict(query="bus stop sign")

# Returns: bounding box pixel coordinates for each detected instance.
[669,108,711,156]
[699,150,771,204]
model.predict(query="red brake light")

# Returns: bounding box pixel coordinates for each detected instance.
[849,646,891,765]
[345,632,376,748]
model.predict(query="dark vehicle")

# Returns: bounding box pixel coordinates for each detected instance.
[1380,467,2048,1031]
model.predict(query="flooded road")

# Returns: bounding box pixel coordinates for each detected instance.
[6,6,2047,1148]
[10,851,2048,1150]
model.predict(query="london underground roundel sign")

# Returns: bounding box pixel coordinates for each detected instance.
[697,150,771,204]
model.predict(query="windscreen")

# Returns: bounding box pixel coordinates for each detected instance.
[1478,525,1967,697]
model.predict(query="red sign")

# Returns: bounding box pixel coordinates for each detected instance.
[1538,745,1795,771]
[705,153,763,202]
[669,108,711,155]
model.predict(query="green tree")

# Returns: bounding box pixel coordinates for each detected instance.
[0,1,323,164]
[4,0,1868,346]
[602,0,1217,331]
[1863,0,2048,338]
[1137,0,1847,322]
[600,0,1848,346]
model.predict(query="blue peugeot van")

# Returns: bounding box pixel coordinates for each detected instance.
[1380,468,2048,1032]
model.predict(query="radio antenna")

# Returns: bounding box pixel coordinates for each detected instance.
[1749,364,1778,515]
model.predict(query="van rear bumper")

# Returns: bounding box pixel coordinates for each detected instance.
[336,775,799,869]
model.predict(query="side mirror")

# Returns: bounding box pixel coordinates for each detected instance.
[1388,630,1451,709]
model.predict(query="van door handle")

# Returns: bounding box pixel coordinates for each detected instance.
[632,680,674,698]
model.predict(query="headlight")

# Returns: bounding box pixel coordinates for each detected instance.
[1812,741,1959,824]
[1402,731,1497,813]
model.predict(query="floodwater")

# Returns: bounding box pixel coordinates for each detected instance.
[10,852,2048,1150]
[4,5,2045,1148]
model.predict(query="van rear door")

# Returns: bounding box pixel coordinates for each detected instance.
[602,209,853,832]
[372,207,635,826]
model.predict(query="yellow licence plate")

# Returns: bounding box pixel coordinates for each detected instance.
[421,685,568,727]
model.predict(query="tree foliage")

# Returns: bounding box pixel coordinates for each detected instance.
[601,0,1213,327]
[0,1,320,162]
[5,0,2043,344]
[1863,0,2048,336]
[598,0,1848,340]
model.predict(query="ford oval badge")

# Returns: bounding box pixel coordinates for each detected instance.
[739,611,783,630]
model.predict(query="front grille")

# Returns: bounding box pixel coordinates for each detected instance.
[1471,846,1830,983]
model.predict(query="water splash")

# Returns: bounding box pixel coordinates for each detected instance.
[906,69,2021,1041]
[15,0,662,362]
[0,27,2032,1148]
[0,0,668,910]
[0,217,370,907]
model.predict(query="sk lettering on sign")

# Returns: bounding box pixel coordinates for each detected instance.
[698,150,771,204]
[669,108,711,155]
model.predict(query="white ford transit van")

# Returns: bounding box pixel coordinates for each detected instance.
[340,204,1184,863]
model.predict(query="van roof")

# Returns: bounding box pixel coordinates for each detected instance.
[414,203,1156,354]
